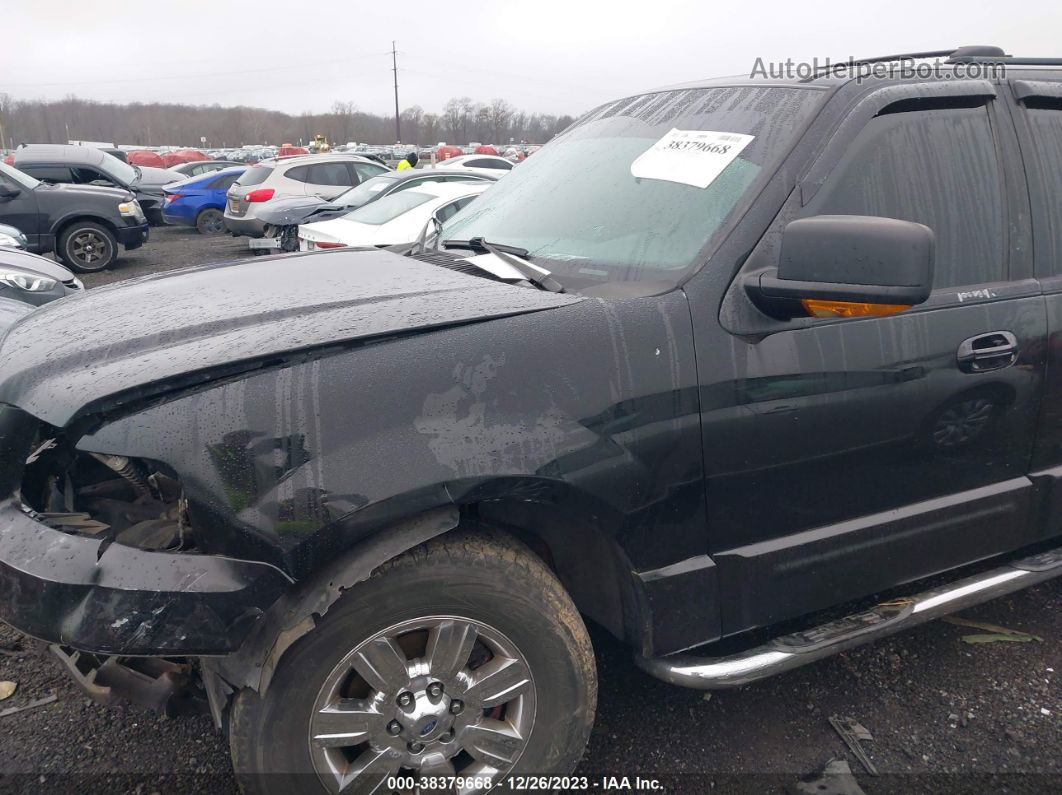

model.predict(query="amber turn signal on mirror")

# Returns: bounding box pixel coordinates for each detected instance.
[801,300,913,318]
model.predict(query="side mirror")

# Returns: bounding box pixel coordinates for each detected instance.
[0,184,21,199]
[746,215,935,319]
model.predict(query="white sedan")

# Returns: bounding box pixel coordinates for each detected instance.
[433,154,516,178]
[298,181,491,250]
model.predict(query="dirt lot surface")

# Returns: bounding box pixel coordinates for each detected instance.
[0,228,1059,793]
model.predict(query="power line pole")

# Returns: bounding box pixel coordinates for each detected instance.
[391,41,401,143]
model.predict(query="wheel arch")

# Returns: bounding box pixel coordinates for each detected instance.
[204,482,641,721]
[53,212,120,240]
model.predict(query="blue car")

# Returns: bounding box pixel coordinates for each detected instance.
[162,166,245,235]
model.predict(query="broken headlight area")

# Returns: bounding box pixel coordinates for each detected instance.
[19,437,196,554]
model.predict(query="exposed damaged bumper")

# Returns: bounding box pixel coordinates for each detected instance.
[0,499,291,656]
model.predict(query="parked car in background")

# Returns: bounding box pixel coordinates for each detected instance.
[0,160,147,272]
[253,170,496,252]
[298,180,490,250]
[224,154,391,244]
[435,144,464,162]
[0,245,82,306]
[127,150,166,168]
[162,166,245,236]
[13,145,182,226]
[169,160,242,178]
[433,153,516,177]
[0,223,28,249]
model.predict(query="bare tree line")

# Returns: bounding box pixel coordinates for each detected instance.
[0,93,577,149]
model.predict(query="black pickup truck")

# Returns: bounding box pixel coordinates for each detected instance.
[1,46,1061,791]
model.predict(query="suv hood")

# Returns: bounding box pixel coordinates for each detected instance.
[0,248,581,426]
[36,182,133,202]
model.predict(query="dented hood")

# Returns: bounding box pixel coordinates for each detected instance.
[0,248,581,426]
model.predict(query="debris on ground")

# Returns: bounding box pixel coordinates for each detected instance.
[0,681,15,701]
[943,617,1043,644]
[0,694,57,719]
[787,758,866,795]
[829,715,878,776]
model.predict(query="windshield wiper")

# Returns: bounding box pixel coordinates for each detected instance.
[440,237,565,293]
[442,237,530,258]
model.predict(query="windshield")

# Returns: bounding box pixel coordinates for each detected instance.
[342,191,434,225]
[440,86,824,290]
[0,161,40,190]
[335,174,400,208]
[99,152,139,184]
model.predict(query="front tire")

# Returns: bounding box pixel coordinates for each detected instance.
[229,531,596,794]
[56,221,117,273]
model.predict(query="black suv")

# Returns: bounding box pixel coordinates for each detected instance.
[13,144,179,226]
[0,161,148,272]
[1,46,1061,790]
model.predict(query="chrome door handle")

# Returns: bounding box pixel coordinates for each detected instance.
[957,331,1018,373]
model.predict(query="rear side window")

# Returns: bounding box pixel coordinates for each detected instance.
[1022,104,1062,274]
[236,165,274,186]
[207,174,240,190]
[803,107,1004,289]
[314,163,357,185]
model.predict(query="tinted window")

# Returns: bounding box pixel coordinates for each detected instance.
[1024,105,1062,274]
[25,166,72,183]
[304,163,354,186]
[803,107,1004,289]
[236,165,274,186]
[207,174,241,190]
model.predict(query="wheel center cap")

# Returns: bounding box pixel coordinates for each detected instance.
[418,718,440,737]
[398,689,453,743]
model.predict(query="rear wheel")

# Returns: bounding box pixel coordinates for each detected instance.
[56,221,117,272]
[229,531,596,794]
[196,208,227,236]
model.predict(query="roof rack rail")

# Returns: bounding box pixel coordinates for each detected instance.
[948,56,1062,66]
[801,46,1009,82]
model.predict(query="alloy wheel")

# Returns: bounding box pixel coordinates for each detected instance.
[308,615,536,794]
[70,229,110,266]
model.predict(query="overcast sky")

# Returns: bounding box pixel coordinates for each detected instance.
[4,0,1061,118]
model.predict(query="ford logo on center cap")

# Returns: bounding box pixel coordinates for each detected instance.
[419,719,438,736]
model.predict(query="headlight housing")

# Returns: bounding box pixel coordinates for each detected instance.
[118,200,145,221]
[0,232,27,249]
[0,270,58,292]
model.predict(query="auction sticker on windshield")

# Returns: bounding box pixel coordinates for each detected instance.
[630,129,754,189]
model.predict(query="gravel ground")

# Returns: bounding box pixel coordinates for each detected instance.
[0,228,1059,793]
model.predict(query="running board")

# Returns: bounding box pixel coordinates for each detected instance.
[635,547,1062,689]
